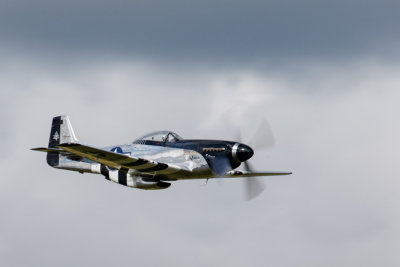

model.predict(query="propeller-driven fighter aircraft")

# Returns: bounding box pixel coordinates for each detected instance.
[32,116,291,198]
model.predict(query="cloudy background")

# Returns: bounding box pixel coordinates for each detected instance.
[1,1,400,266]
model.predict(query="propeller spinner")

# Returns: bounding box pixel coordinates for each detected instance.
[232,143,254,163]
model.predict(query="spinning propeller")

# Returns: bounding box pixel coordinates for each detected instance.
[209,118,276,200]
[238,118,275,200]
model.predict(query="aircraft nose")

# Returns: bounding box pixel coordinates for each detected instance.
[236,144,254,162]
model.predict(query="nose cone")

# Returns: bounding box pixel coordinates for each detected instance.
[236,144,254,162]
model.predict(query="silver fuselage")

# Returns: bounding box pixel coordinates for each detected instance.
[57,143,213,181]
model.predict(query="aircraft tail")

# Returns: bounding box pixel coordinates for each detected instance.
[48,115,78,147]
[46,115,78,167]
[32,116,95,172]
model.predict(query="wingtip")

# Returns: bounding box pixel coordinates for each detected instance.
[31,147,45,151]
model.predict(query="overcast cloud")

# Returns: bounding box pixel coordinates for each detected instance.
[2,0,400,63]
[1,1,400,266]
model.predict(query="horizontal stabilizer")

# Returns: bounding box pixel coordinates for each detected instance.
[31,147,64,153]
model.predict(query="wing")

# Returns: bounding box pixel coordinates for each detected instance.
[225,170,292,178]
[55,143,191,175]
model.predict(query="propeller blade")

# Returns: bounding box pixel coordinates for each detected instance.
[235,127,242,143]
[245,177,265,200]
[243,160,251,172]
[248,118,275,150]
[215,115,274,200]
[243,160,265,200]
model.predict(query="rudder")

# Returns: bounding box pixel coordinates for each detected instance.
[48,115,78,147]
[47,115,78,167]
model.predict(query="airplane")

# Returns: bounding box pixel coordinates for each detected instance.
[32,115,291,198]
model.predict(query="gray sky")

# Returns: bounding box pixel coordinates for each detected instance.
[2,0,400,63]
[1,1,400,266]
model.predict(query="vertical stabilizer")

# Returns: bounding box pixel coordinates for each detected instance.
[47,115,78,167]
[48,115,78,147]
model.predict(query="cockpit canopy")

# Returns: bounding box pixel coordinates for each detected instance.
[134,131,183,143]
